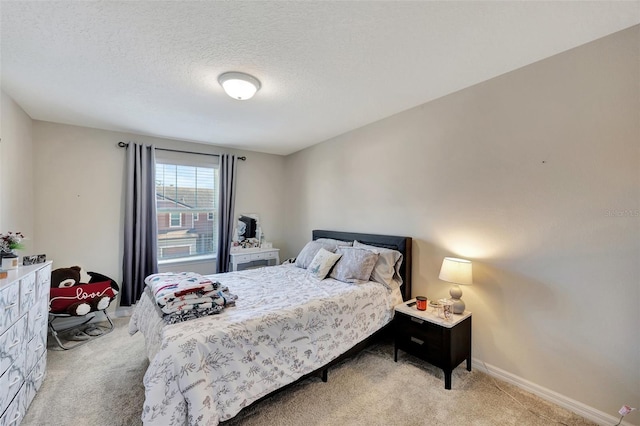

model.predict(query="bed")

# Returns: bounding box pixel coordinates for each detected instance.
[129,230,412,425]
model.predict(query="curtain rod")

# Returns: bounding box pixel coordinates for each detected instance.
[117,141,246,161]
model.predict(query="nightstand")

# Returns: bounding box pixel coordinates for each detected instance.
[394,299,472,389]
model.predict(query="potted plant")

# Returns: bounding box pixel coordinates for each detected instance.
[0,231,25,255]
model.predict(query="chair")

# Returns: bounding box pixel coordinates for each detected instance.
[48,270,119,350]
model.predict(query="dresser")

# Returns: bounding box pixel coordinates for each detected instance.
[0,261,52,425]
[230,248,280,271]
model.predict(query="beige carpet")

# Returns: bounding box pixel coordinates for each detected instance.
[22,317,596,426]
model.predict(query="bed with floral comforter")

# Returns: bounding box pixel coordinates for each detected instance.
[129,263,398,425]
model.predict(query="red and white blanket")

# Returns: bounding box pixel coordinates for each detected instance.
[144,272,237,323]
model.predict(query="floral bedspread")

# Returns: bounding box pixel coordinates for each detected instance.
[129,264,396,426]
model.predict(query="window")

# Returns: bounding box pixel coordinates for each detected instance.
[155,153,219,262]
[170,212,182,227]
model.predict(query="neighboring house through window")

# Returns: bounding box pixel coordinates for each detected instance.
[155,151,219,262]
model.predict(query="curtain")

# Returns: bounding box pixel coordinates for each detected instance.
[121,143,158,306]
[216,154,238,273]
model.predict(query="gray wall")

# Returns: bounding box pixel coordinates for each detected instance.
[283,26,639,424]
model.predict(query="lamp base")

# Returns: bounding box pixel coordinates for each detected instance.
[449,284,465,314]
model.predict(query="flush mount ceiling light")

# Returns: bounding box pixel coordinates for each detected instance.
[218,71,261,100]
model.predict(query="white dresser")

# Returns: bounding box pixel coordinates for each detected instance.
[0,261,51,426]
[230,248,280,271]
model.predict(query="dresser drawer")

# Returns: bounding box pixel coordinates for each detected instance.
[19,274,37,315]
[234,254,252,263]
[0,382,25,426]
[0,316,27,378]
[27,298,48,341]
[35,264,51,300]
[0,282,20,336]
[23,354,46,415]
[261,251,278,260]
[0,360,25,417]
[25,327,47,376]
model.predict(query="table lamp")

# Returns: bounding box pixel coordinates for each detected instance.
[438,257,472,314]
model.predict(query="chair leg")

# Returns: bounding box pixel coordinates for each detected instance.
[101,310,115,334]
[48,310,114,350]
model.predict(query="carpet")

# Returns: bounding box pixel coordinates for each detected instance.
[21,317,596,426]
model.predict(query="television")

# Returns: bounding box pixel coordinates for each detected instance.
[238,215,257,239]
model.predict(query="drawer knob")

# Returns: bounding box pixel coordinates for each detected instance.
[411,317,424,325]
[4,302,17,310]
[410,336,424,345]
[9,339,21,349]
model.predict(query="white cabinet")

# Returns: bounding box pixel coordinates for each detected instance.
[0,262,51,426]
[230,248,280,271]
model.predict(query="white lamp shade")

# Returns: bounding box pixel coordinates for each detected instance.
[439,257,473,285]
[218,72,261,100]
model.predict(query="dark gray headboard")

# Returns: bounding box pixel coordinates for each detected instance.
[312,230,412,301]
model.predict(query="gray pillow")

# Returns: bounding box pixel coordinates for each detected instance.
[314,238,353,247]
[353,240,403,289]
[295,241,337,269]
[329,247,380,283]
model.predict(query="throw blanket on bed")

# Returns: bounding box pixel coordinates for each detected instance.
[145,272,238,324]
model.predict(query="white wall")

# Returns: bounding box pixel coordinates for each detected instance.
[0,91,35,253]
[32,122,286,289]
[284,26,639,425]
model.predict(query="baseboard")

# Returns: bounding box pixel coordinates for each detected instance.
[471,359,633,426]
[114,306,135,317]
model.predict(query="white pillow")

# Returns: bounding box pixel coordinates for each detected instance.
[308,248,342,279]
[353,241,403,289]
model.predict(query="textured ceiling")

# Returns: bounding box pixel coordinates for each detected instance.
[1,1,639,155]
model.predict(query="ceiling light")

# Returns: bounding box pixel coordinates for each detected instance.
[218,71,261,100]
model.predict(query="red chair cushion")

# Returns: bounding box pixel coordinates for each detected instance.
[49,281,116,314]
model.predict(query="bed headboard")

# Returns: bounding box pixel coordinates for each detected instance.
[312,230,412,301]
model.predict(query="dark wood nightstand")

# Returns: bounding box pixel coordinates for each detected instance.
[394,299,472,389]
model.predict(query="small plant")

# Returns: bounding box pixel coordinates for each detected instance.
[0,231,25,253]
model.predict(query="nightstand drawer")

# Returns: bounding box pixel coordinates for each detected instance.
[395,313,443,349]
[395,334,444,364]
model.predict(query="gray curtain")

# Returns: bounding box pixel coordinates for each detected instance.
[121,143,158,306]
[216,154,238,273]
